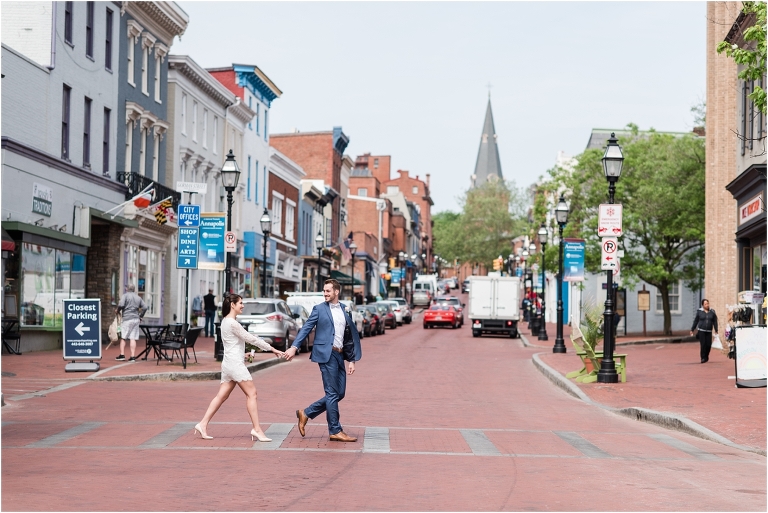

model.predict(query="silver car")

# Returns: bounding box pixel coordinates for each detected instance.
[236,298,299,351]
[380,300,405,325]
[392,297,412,324]
[288,304,315,352]
[340,300,365,337]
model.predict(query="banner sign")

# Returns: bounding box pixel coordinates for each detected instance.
[563,239,585,282]
[63,299,101,360]
[198,213,226,270]
[391,268,402,285]
[735,325,767,382]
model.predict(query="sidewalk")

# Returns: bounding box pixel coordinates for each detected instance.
[1,335,282,399]
[522,319,767,455]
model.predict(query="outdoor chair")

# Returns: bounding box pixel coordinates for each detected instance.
[159,327,202,369]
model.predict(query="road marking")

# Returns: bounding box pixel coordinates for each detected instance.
[26,422,105,448]
[554,431,612,458]
[648,434,720,460]
[139,422,195,449]
[364,427,390,453]
[8,380,87,401]
[252,423,294,450]
[460,429,501,456]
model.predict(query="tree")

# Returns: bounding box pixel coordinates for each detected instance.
[547,126,706,335]
[432,211,463,265]
[716,1,767,115]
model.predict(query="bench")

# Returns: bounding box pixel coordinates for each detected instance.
[565,330,627,383]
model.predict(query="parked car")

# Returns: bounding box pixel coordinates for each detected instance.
[412,281,435,307]
[446,277,459,290]
[392,297,412,324]
[436,280,448,295]
[423,304,461,329]
[340,300,365,337]
[433,296,465,326]
[236,298,299,351]
[379,300,405,325]
[288,304,315,352]
[461,279,470,294]
[374,302,397,329]
[359,306,378,337]
[363,304,385,335]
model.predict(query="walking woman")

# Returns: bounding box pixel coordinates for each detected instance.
[690,298,719,364]
[194,294,285,441]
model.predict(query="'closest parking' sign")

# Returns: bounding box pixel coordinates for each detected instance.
[63,299,102,360]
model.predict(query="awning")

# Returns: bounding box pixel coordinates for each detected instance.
[331,270,364,286]
[1,228,15,252]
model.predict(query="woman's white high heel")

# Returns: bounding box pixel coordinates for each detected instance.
[251,429,271,442]
[194,424,213,440]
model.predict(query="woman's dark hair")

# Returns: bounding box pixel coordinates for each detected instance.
[222,294,242,317]
[702,298,709,306]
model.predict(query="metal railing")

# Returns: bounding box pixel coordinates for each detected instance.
[116,172,181,212]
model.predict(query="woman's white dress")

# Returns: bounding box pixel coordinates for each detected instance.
[220,317,273,383]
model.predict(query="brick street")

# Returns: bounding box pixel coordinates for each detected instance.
[2,306,766,511]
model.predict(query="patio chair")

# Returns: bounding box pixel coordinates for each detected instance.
[159,327,202,369]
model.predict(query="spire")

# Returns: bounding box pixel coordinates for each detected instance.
[472,98,503,187]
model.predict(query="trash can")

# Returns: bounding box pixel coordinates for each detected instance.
[530,314,541,336]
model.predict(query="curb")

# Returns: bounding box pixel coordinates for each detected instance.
[530,352,766,457]
[91,357,284,382]
[520,332,697,348]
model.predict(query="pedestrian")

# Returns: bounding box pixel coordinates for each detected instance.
[690,298,719,363]
[203,289,216,338]
[284,278,362,442]
[194,294,285,441]
[114,284,146,362]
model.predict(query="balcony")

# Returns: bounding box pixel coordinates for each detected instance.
[116,172,181,212]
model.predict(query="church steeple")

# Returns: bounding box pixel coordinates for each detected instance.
[472,98,503,187]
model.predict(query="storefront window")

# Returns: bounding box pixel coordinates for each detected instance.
[126,244,160,317]
[19,243,86,327]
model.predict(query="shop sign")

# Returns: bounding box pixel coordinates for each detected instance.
[32,182,53,217]
[739,194,763,225]
[198,213,226,271]
[177,227,199,269]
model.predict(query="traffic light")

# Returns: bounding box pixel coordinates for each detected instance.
[492,258,501,271]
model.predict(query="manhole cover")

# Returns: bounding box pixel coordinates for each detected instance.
[1,372,16,377]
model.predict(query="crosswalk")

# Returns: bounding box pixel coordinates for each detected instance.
[2,420,750,463]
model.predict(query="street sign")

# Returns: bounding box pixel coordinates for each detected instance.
[225,230,237,253]
[198,213,226,270]
[563,238,586,282]
[176,181,208,195]
[601,237,619,270]
[177,227,199,269]
[598,204,623,237]
[63,298,101,371]
[177,204,200,227]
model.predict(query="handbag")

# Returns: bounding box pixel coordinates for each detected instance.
[106,313,121,349]
[711,333,723,351]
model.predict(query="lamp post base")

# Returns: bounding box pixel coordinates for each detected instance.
[552,339,566,353]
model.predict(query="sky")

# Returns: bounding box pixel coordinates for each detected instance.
[173,1,707,214]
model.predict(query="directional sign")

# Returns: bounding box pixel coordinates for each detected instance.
[177,204,201,227]
[199,213,226,270]
[63,299,101,360]
[598,204,623,237]
[178,226,199,269]
[601,237,619,270]
[176,181,208,195]
[225,230,237,253]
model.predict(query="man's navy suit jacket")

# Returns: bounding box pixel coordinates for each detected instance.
[291,301,362,364]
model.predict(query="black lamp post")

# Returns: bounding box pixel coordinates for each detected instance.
[421,252,427,274]
[315,231,324,292]
[411,253,418,306]
[398,251,405,298]
[259,208,271,298]
[221,149,241,297]
[349,239,358,299]
[553,194,569,354]
[597,132,624,384]
[537,224,549,341]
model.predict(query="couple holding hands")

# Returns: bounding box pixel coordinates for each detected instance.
[194,279,362,443]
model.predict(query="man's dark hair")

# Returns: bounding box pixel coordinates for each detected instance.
[324,279,341,293]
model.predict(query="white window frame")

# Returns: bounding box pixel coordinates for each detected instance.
[126,245,161,318]
[202,109,208,149]
[181,93,187,136]
[285,200,296,241]
[271,194,283,236]
[154,55,161,102]
[358,188,368,197]
[212,116,218,153]
[192,101,198,142]
[152,133,159,180]
[387,185,399,195]
[141,45,148,95]
[412,186,419,194]
[656,281,682,314]
[125,120,133,171]
[139,127,147,175]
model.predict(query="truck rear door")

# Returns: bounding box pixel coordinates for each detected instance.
[494,279,519,320]
[469,278,494,319]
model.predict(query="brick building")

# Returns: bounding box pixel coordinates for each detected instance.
[382,170,434,273]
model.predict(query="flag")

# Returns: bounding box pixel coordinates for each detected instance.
[133,191,153,208]
[340,238,352,262]
[153,199,173,225]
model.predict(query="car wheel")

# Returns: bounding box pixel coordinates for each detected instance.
[423,323,427,329]
[283,333,290,352]
[472,330,481,338]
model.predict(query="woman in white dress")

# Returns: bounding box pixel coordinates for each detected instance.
[194,294,284,442]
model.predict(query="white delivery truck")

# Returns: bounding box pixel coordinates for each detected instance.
[468,275,521,338]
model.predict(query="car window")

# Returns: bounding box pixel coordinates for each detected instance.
[241,302,276,315]
[289,305,304,317]
[429,305,442,311]
[394,299,407,306]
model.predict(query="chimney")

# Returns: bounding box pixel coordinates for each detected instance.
[426,173,430,187]
[692,127,705,137]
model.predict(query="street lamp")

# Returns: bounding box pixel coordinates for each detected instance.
[315,231,325,292]
[421,252,427,274]
[598,132,624,384]
[398,251,406,299]
[349,239,358,299]
[553,194,569,354]
[221,149,240,297]
[259,208,271,298]
[537,224,549,341]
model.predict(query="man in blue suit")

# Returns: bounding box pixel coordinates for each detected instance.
[284,278,362,442]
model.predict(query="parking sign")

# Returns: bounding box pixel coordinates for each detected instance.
[63,299,101,360]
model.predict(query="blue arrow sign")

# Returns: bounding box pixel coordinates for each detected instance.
[178,227,199,269]
[63,299,102,360]
[178,204,201,227]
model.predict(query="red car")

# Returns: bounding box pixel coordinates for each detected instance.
[423,304,460,329]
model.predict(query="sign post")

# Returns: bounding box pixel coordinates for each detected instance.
[638,285,650,337]
[63,298,101,372]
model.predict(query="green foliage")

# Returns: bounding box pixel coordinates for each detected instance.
[716,1,767,114]
[432,211,463,264]
[580,297,604,352]
[546,126,706,335]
